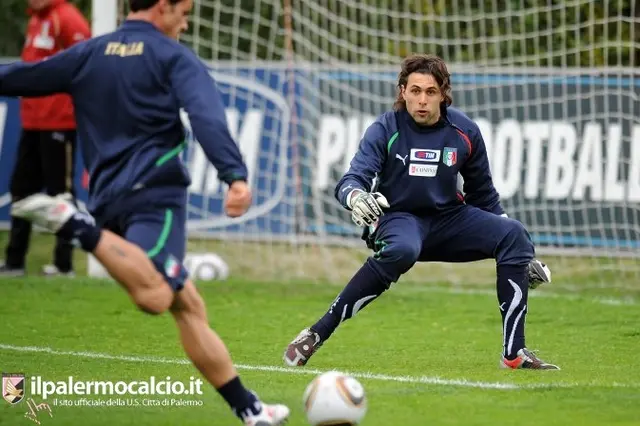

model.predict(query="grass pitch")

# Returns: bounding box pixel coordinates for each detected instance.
[0,233,639,426]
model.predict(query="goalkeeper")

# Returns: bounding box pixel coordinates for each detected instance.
[284,54,558,371]
[0,0,289,424]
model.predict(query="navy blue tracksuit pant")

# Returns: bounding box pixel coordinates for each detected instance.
[367,205,535,286]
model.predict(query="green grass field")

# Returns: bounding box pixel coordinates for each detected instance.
[0,232,639,426]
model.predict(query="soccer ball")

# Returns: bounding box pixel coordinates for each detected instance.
[303,371,367,426]
[184,253,229,281]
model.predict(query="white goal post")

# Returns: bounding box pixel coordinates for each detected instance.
[91,0,118,37]
[90,0,640,285]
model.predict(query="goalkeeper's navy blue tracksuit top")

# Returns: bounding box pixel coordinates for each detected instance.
[0,20,247,217]
[336,107,505,217]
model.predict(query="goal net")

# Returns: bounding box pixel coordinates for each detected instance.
[113,0,640,286]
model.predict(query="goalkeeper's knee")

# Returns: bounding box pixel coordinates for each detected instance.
[368,240,420,285]
[495,220,534,266]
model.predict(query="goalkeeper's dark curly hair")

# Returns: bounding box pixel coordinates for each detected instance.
[129,0,183,12]
[393,54,453,111]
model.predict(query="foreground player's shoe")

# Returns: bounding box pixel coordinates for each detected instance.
[528,259,551,289]
[283,328,323,366]
[242,401,290,426]
[500,348,560,370]
[11,194,78,233]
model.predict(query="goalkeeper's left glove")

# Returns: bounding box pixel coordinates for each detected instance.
[347,190,390,227]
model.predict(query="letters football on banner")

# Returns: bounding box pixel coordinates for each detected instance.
[0,66,638,252]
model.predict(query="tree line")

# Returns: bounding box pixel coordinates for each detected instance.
[0,0,636,67]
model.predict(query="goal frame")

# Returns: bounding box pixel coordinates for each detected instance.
[86,1,640,283]
[92,0,118,36]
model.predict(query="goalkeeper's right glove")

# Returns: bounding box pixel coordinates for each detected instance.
[347,190,390,227]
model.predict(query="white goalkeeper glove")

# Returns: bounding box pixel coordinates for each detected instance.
[347,190,390,227]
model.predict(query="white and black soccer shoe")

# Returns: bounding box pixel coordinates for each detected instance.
[283,328,323,367]
[242,401,290,426]
[528,259,551,290]
[11,194,78,233]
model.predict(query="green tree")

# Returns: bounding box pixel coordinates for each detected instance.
[0,0,636,66]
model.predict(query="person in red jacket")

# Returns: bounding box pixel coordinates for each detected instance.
[0,0,90,277]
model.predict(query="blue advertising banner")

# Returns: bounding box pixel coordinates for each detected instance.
[0,65,638,252]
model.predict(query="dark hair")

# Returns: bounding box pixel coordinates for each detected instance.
[393,54,453,111]
[129,0,182,12]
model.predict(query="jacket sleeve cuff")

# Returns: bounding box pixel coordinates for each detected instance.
[221,171,248,185]
[345,189,362,209]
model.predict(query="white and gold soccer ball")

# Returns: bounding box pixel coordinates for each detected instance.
[303,371,367,426]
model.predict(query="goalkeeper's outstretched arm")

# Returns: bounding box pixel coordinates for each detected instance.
[335,121,388,209]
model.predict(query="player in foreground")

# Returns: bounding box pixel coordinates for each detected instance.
[284,54,559,371]
[0,0,289,424]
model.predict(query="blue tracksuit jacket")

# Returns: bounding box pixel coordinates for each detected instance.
[0,20,247,217]
[335,107,504,216]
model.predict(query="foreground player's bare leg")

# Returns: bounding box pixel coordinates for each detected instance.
[169,280,288,423]
[9,194,173,311]
[93,233,239,386]
[169,280,237,387]
[96,235,289,422]
[11,194,289,425]
[92,231,175,313]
